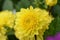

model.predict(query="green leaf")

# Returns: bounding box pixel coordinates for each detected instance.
[51,5,60,17]
[15,0,30,11]
[3,0,13,10]
[7,35,18,40]
[21,0,30,7]
[55,16,60,32]
[4,26,15,35]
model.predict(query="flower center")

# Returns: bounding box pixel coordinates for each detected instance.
[22,14,38,28]
[26,19,30,24]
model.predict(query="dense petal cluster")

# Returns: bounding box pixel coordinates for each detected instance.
[0,10,15,28]
[14,6,53,39]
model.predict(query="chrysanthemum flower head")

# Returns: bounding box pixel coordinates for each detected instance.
[0,10,15,40]
[14,6,53,39]
[0,10,15,28]
[45,0,57,6]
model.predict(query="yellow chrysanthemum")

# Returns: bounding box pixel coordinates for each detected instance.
[0,10,15,28]
[14,6,53,39]
[45,0,57,6]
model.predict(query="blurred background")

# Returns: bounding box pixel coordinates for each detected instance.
[0,0,60,40]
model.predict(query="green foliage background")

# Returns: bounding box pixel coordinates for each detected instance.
[0,0,60,40]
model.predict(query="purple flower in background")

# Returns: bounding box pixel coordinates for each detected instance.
[54,32,60,40]
[46,32,60,40]
[46,36,54,40]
